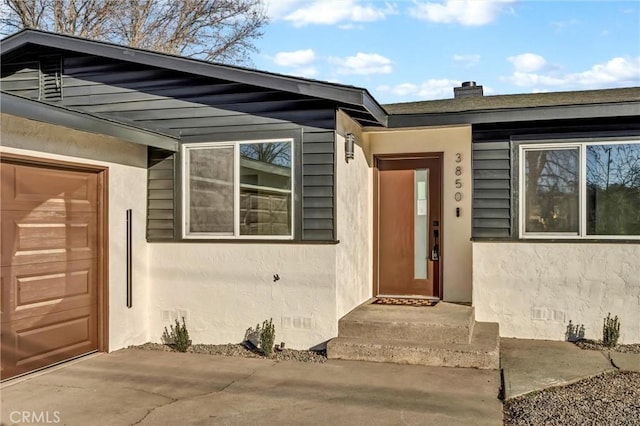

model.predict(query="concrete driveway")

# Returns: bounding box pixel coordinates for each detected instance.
[1,348,502,426]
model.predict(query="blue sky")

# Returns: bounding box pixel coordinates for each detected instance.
[256,0,640,104]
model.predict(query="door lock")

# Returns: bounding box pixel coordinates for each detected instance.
[431,228,439,261]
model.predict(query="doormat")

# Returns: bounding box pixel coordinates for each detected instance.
[373,297,438,307]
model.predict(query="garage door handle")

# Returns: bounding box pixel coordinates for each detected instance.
[126,209,133,308]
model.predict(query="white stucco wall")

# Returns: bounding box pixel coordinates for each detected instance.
[0,114,150,351]
[367,126,473,302]
[335,113,373,318]
[147,244,337,349]
[473,242,640,344]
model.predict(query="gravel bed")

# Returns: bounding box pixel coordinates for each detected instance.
[574,340,640,354]
[504,371,640,426]
[132,342,327,363]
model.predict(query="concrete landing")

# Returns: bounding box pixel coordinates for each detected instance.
[327,300,500,369]
[500,338,616,400]
[338,301,475,344]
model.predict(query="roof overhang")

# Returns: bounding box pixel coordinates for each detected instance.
[387,101,640,128]
[1,92,179,151]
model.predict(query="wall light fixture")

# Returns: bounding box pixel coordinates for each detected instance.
[345,133,355,162]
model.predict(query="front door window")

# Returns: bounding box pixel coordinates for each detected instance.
[414,168,429,279]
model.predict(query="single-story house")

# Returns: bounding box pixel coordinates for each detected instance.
[1,29,638,379]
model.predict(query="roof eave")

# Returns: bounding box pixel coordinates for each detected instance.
[387,101,640,128]
[1,92,179,151]
[362,91,388,127]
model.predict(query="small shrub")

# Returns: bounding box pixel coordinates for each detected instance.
[244,318,276,357]
[260,318,276,357]
[602,313,620,348]
[163,317,192,352]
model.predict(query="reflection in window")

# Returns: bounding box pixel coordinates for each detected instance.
[587,144,640,235]
[239,142,292,236]
[189,146,234,233]
[525,148,579,233]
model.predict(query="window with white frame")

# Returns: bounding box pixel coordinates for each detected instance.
[184,139,293,239]
[520,140,640,238]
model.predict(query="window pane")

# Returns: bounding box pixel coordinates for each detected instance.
[414,169,428,279]
[587,144,640,235]
[239,142,292,236]
[524,149,579,233]
[189,146,234,233]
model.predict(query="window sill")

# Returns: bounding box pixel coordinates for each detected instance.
[471,237,640,244]
[147,238,340,245]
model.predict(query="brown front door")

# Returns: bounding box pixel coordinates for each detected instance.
[1,161,102,380]
[375,155,442,297]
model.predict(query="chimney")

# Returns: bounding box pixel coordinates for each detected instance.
[454,81,483,98]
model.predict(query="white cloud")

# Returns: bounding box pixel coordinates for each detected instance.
[507,53,549,73]
[506,72,565,87]
[269,49,318,78]
[453,54,481,67]
[571,57,640,86]
[504,56,640,90]
[289,66,319,78]
[377,78,460,100]
[330,52,393,75]
[273,49,316,67]
[265,0,307,20]
[274,0,396,27]
[410,0,515,26]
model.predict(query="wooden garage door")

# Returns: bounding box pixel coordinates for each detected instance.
[1,161,101,380]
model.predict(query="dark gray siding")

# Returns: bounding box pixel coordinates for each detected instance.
[302,130,335,241]
[1,49,339,242]
[147,148,176,240]
[471,140,511,238]
[1,61,40,99]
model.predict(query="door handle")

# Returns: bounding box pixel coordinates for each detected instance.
[431,228,439,261]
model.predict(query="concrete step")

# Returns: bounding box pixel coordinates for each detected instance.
[327,322,500,370]
[338,301,474,345]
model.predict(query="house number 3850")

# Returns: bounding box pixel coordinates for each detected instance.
[454,153,462,202]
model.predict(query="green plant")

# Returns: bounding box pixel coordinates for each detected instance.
[259,318,276,357]
[163,317,192,352]
[243,318,276,357]
[602,313,620,348]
